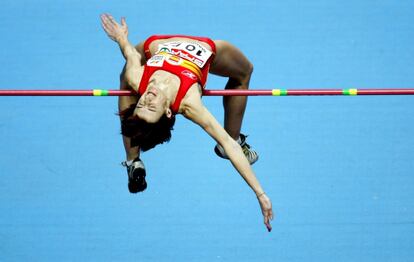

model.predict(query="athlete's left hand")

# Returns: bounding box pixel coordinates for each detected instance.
[258,193,274,232]
[100,13,128,42]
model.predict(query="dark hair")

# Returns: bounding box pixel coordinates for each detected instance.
[118,104,176,151]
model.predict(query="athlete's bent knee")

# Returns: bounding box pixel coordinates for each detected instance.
[239,62,253,87]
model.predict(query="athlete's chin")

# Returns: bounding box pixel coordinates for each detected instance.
[135,110,161,124]
[147,86,159,96]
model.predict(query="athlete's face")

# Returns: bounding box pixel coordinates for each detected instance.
[134,86,172,123]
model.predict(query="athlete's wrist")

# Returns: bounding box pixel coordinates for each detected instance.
[256,191,266,198]
[116,35,129,45]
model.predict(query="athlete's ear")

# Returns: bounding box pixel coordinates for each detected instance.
[165,108,172,118]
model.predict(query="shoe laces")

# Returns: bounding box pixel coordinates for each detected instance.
[121,157,142,168]
[242,143,258,161]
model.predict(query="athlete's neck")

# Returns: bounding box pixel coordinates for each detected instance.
[150,71,180,106]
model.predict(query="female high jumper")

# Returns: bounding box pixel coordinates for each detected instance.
[101,13,273,231]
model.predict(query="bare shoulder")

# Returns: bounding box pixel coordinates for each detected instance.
[135,41,147,64]
[123,64,144,93]
[180,88,220,132]
[179,84,204,119]
[179,85,224,134]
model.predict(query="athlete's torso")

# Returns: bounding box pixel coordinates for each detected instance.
[138,35,216,114]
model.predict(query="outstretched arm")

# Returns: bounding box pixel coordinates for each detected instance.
[101,14,143,159]
[183,95,274,232]
[100,13,143,91]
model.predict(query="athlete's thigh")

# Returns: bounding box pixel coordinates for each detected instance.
[210,40,253,80]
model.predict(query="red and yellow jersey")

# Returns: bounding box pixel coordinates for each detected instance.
[138,35,216,114]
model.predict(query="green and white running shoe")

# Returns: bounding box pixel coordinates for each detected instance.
[214,133,259,165]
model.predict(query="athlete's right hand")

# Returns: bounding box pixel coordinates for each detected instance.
[100,13,128,43]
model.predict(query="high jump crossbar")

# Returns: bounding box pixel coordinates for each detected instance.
[1,88,414,96]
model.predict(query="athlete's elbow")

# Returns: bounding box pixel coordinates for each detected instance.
[220,135,238,152]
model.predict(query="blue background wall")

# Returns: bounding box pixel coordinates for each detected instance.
[1,0,413,261]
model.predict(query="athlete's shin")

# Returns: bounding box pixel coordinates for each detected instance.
[223,77,249,140]
[123,135,140,161]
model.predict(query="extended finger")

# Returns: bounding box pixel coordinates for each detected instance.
[102,14,117,28]
[121,17,126,27]
[100,14,112,28]
[269,209,274,220]
[264,215,272,232]
[101,20,112,34]
[266,224,272,232]
[265,220,272,232]
[100,21,110,33]
[100,13,111,23]
[107,14,117,25]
